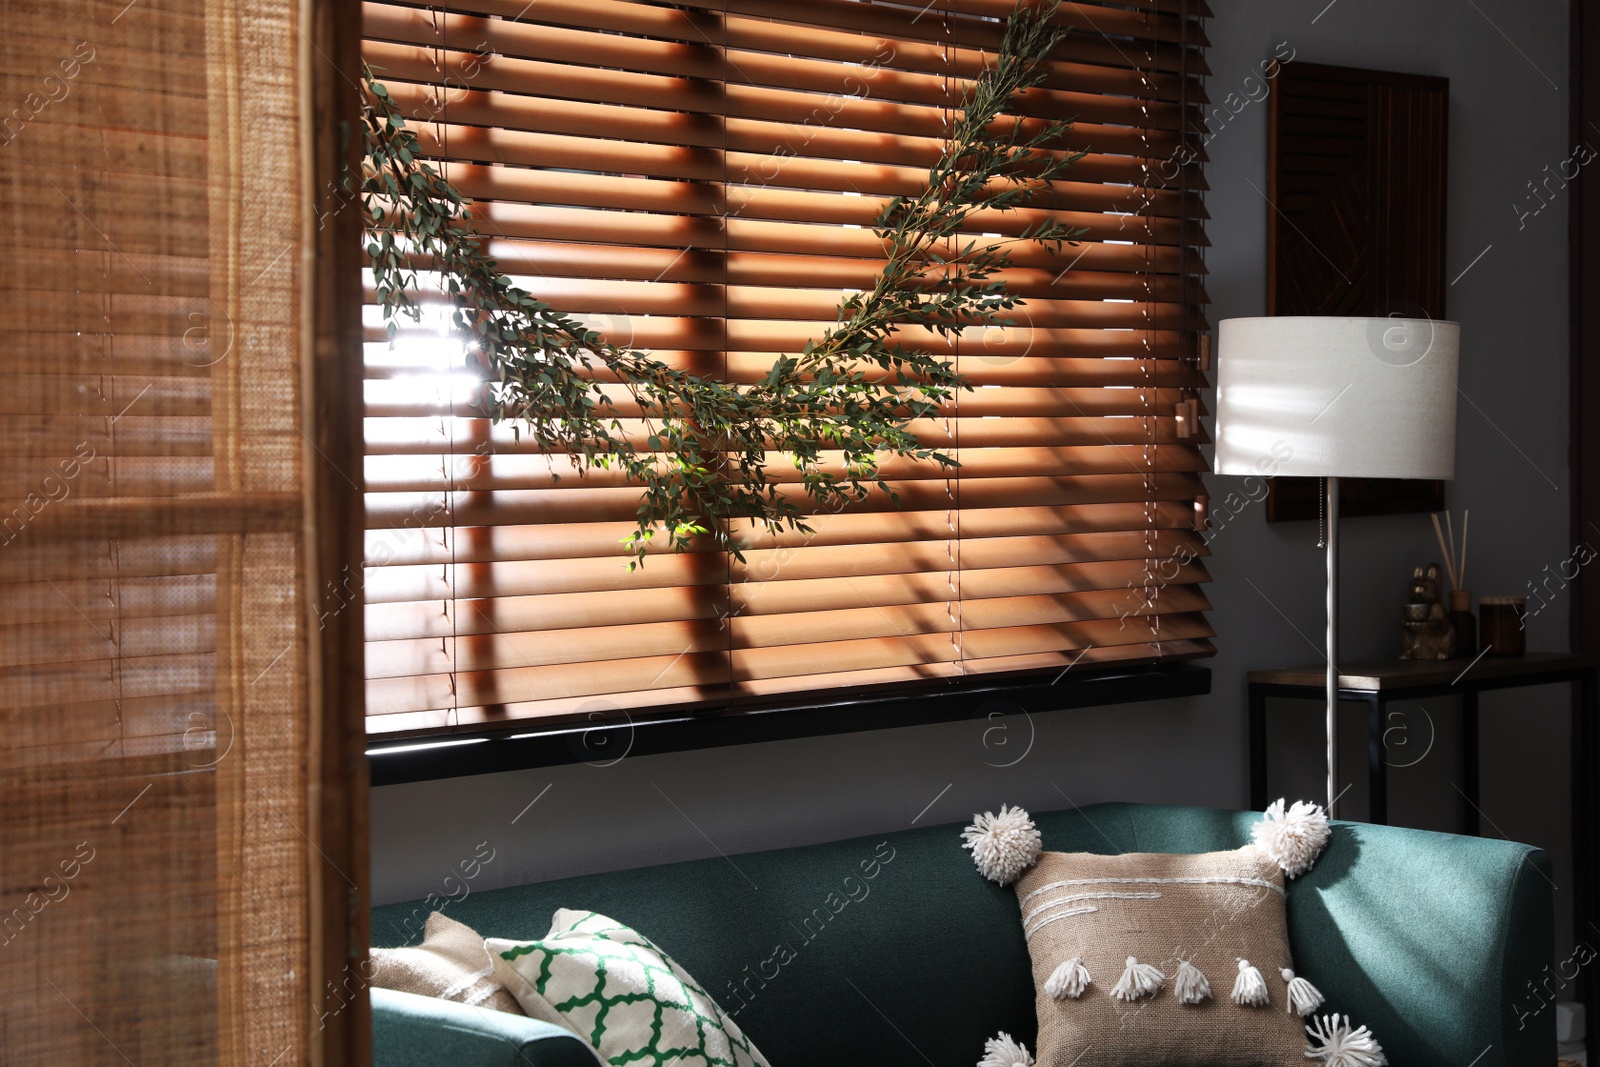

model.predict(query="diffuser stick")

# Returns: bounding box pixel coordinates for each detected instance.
[1432,513,1458,589]
[1445,512,1458,589]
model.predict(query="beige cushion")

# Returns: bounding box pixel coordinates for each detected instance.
[371,912,524,1016]
[1018,846,1306,1065]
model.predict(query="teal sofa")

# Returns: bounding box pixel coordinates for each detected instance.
[370,802,1554,1067]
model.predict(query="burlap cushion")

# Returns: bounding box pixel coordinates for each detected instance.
[371,911,525,1016]
[1018,845,1306,1065]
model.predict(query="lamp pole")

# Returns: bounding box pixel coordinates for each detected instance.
[1324,475,1340,818]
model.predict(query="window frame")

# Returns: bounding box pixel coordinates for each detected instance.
[359,0,1215,752]
[368,661,1211,783]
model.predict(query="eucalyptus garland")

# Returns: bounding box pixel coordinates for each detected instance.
[361,1,1084,564]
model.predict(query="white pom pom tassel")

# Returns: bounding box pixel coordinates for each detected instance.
[961,805,1043,885]
[1110,956,1165,1002]
[978,1031,1034,1067]
[1174,960,1212,1005]
[1252,798,1332,878]
[1304,1014,1387,1067]
[1282,967,1325,1017]
[1045,956,1091,1000]
[1231,958,1269,1007]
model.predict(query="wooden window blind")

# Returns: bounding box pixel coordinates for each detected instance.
[360,0,1214,739]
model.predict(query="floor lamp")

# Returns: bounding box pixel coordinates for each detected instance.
[1213,316,1459,817]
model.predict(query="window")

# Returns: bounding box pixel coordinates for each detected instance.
[361,0,1213,740]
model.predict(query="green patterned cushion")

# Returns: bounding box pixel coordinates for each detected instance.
[487,910,770,1067]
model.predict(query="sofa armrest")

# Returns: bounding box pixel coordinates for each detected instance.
[1288,819,1555,1067]
[372,988,600,1067]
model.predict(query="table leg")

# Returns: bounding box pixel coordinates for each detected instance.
[1461,689,1480,836]
[1249,685,1267,811]
[1367,695,1388,825]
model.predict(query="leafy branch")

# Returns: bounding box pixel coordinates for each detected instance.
[361,0,1085,564]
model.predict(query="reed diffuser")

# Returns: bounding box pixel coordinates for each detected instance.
[1432,510,1474,656]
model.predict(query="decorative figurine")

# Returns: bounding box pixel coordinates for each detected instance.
[1401,562,1457,660]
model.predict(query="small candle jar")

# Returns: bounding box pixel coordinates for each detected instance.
[1479,596,1527,657]
[1448,590,1476,657]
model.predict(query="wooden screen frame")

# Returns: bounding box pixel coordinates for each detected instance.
[307,0,371,1061]
[1264,61,1450,523]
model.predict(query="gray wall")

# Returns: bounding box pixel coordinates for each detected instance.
[370,0,1578,956]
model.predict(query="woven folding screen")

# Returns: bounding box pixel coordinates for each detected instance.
[360,0,1214,738]
[0,1,363,1063]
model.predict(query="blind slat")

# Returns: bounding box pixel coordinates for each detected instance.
[366,612,1215,717]
[363,511,1207,570]
[392,202,1212,266]
[364,11,1204,127]
[369,637,1215,735]
[372,80,1211,189]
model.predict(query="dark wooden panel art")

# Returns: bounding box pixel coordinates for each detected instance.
[1266,62,1450,522]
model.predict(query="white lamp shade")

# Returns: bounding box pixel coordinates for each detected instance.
[1213,316,1459,479]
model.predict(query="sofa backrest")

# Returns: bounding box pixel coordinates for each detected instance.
[371,802,1552,1067]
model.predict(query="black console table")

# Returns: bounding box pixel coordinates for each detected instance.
[1248,651,1597,1035]
[1248,651,1595,827]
